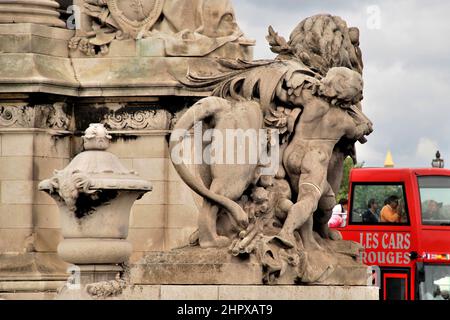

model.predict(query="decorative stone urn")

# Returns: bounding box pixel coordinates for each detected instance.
[39,124,152,286]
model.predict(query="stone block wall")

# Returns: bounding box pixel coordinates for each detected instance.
[0,2,253,291]
[108,133,199,262]
[68,100,202,262]
[0,101,202,288]
[0,104,73,286]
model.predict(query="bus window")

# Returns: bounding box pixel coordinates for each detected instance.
[419,265,450,300]
[418,176,450,226]
[350,184,409,225]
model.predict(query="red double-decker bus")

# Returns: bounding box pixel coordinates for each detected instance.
[335,168,450,300]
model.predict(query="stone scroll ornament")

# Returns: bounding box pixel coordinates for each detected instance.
[170,14,374,284]
[0,103,70,130]
[70,0,245,56]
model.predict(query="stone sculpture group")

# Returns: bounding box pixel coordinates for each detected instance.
[170,14,373,284]
[0,0,379,299]
[71,0,250,56]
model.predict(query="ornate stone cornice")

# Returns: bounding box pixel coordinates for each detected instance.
[0,105,34,128]
[103,109,172,131]
[0,103,71,130]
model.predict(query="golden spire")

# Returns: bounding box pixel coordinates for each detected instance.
[384,150,395,168]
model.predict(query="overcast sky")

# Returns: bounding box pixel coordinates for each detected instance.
[232,0,450,168]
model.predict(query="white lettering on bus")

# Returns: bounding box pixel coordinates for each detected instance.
[358,232,411,265]
[361,251,411,265]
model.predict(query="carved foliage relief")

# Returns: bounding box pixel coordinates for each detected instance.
[0,103,71,130]
[103,109,172,130]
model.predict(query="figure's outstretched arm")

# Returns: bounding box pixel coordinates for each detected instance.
[343,112,372,143]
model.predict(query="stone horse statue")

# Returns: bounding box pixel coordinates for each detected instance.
[169,14,373,284]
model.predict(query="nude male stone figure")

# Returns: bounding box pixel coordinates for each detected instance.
[275,67,372,250]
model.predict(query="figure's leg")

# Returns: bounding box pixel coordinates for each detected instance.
[298,215,321,250]
[277,150,328,249]
[315,185,343,241]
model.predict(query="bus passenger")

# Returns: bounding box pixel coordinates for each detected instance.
[329,198,348,228]
[380,196,401,223]
[422,200,444,221]
[363,198,379,223]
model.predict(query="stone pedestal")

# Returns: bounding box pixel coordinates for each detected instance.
[130,245,371,287]
[77,265,124,284]
[118,285,379,300]
[131,247,263,285]
[0,104,72,296]
[37,124,152,299]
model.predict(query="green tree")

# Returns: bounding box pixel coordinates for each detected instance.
[337,157,364,202]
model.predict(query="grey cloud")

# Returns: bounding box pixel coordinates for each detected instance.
[233,0,450,168]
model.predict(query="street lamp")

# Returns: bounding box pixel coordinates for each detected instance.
[432,151,445,168]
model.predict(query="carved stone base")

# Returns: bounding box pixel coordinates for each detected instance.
[0,252,68,296]
[54,264,125,300]
[130,243,371,286]
[116,284,379,300]
[131,247,263,285]
[1,284,380,300]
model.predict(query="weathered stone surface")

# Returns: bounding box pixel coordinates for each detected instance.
[0,284,379,300]
[0,54,78,92]
[38,124,152,267]
[69,0,253,58]
[0,34,70,57]
[0,252,68,280]
[107,135,169,159]
[1,181,34,204]
[164,227,198,250]
[130,205,166,229]
[33,204,61,228]
[34,228,63,252]
[131,247,263,285]
[0,292,57,300]
[0,1,65,28]
[1,134,34,156]
[132,240,370,287]
[127,228,165,252]
[58,239,133,265]
[0,36,250,98]
[160,285,219,300]
[0,2,377,300]
[0,229,34,252]
[0,157,33,180]
[0,280,65,292]
[216,285,379,300]
[0,205,33,228]
[167,14,372,286]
